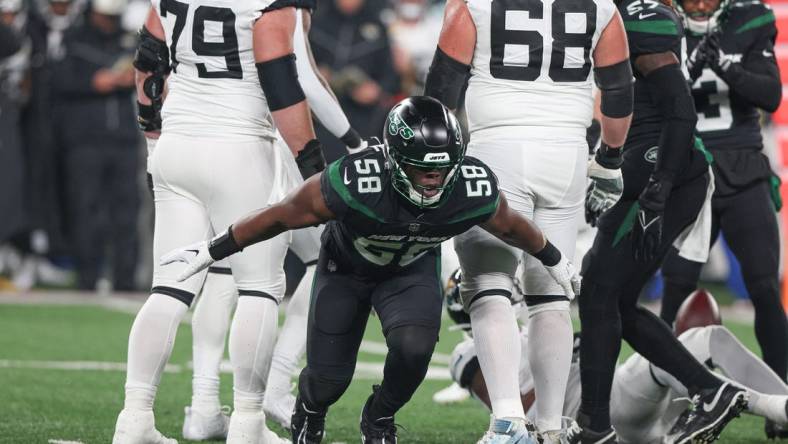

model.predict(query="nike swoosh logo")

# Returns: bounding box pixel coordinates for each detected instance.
[185,249,199,256]
[343,168,351,185]
[702,383,727,412]
[763,49,774,57]
[639,12,656,19]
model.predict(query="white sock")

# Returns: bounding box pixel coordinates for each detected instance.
[470,295,525,419]
[749,392,788,423]
[191,272,237,413]
[125,293,189,410]
[266,264,314,399]
[230,296,279,412]
[527,306,573,432]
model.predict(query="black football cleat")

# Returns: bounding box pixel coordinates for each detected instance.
[360,386,398,444]
[291,396,326,444]
[565,414,617,444]
[665,382,748,444]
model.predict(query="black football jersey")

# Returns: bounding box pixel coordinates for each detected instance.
[619,0,686,145]
[686,0,777,151]
[320,147,500,277]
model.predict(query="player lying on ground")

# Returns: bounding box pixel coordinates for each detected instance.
[161,96,580,444]
[447,282,788,444]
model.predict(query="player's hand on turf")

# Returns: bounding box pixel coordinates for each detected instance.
[544,254,581,300]
[160,240,215,281]
[632,176,671,263]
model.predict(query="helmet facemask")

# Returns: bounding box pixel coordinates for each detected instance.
[386,147,463,208]
[676,0,730,34]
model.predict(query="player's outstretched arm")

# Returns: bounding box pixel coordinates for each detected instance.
[254,7,325,180]
[160,175,334,281]
[133,8,169,141]
[480,194,580,298]
[423,0,474,110]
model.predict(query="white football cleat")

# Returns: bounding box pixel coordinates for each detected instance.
[262,425,291,444]
[432,382,471,404]
[226,411,265,444]
[477,416,538,444]
[263,391,296,429]
[182,406,230,441]
[112,409,178,444]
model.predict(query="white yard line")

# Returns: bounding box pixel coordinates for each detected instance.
[0,359,450,380]
[48,440,85,444]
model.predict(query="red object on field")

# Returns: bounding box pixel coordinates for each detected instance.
[674,288,722,336]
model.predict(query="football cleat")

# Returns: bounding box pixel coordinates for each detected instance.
[539,418,581,444]
[182,406,230,441]
[264,390,296,429]
[226,411,265,444]
[112,409,178,444]
[432,381,471,404]
[476,416,538,444]
[565,415,616,444]
[291,396,326,444]
[665,382,748,444]
[765,399,788,439]
[360,386,398,444]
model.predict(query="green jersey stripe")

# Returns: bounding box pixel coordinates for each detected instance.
[735,11,775,33]
[613,202,640,247]
[447,194,500,224]
[624,19,679,35]
[327,160,385,223]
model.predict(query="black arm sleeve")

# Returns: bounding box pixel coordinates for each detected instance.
[0,23,21,59]
[643,61,698,182]
[424,47,471,110]
[722,33,781,112]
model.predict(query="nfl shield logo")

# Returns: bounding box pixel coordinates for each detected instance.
[408,223,420,233]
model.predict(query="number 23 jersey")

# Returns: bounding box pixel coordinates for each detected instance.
[464,0,617,135]
[320,148,500,276]
[153,0,278,139]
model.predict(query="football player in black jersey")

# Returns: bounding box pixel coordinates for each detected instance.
[161,96,580,444]
[571,0,748,443]
[660,1,788,437]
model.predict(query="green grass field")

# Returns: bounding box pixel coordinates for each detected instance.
[0,301,774,443]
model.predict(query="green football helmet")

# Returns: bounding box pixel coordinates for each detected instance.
[382,96,466,208]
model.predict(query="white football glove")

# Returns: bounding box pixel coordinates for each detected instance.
[159,240,215,282]
[586,157,624,226]
[544,253,581,300]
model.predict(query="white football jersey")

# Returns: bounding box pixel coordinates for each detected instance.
[465,0,617,135]
[152,0,275,138]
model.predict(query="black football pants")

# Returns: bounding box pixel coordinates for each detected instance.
[661,179,787,381]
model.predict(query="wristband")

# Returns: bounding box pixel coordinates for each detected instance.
[137,101,162,132]
[208,227,243,260]
[296,139,327,180]
[595,142,623,169]
[533,240,561,267]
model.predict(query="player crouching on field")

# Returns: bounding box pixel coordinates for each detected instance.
[161,96,580,444]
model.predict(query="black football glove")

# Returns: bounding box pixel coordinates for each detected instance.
[632,176,672,263]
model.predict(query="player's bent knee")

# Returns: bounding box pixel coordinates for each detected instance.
[151,285,195,307]
[386,325,438,369]
[524,295,570,316]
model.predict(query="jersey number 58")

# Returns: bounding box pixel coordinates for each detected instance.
[462,165,492,197]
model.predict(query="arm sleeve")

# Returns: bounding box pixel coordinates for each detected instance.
[293,12,352,139]
[722,22,781,112]
[643,61,698,182]
[0,23,21,59]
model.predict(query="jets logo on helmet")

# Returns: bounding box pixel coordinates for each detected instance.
[382,96,466,208]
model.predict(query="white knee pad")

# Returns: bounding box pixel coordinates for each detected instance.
[525,299,570,317]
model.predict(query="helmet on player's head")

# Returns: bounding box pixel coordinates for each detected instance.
[674,288,722,335]
[445,268,471,332]
[383,96,466,208]
[676,0,731,34]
